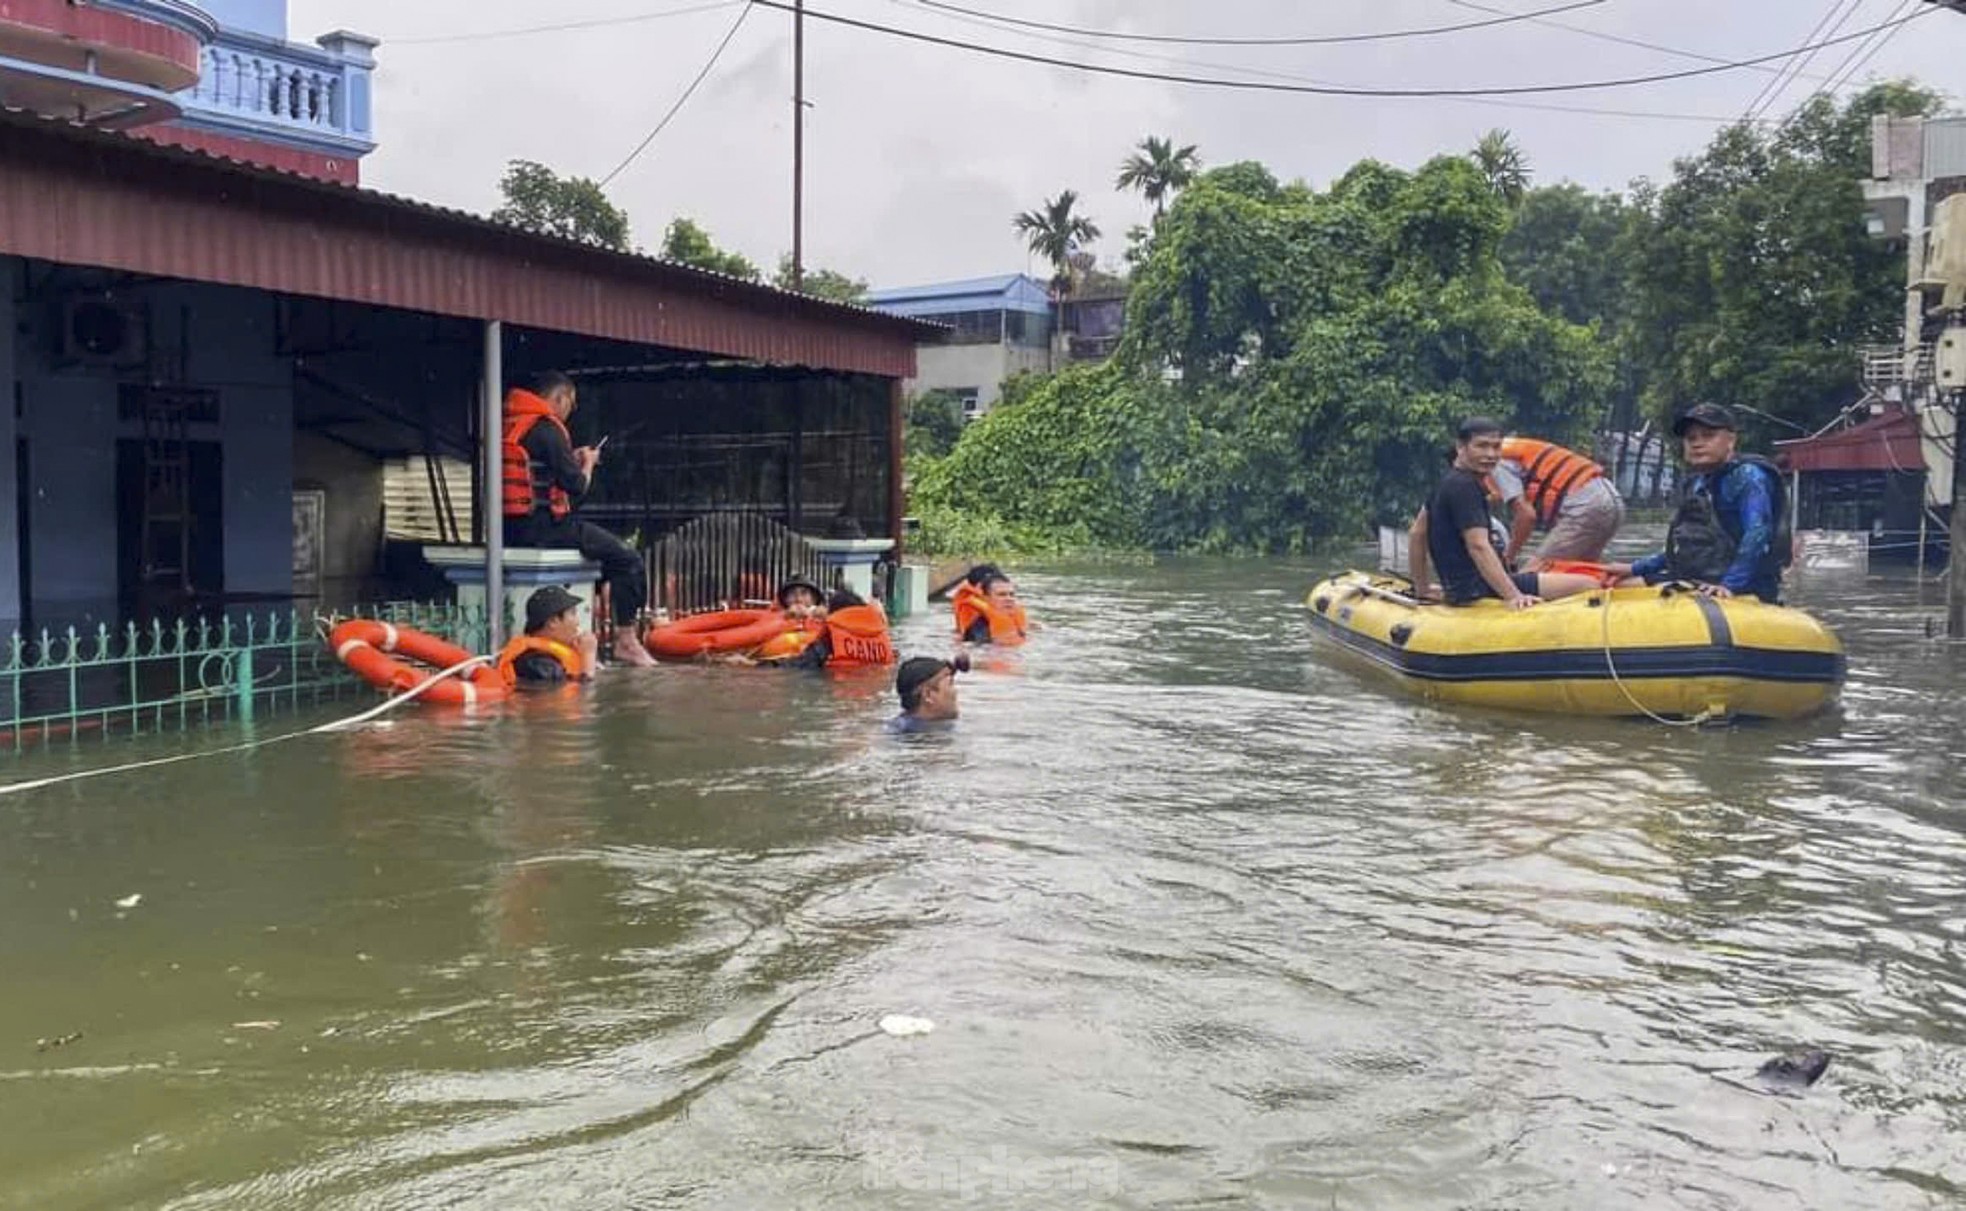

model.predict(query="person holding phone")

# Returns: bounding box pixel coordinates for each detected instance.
[500,370,657,667]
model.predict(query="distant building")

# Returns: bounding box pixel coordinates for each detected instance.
[866,274,1053,418]
[0,0,377,182]
[1060,288,1127,363]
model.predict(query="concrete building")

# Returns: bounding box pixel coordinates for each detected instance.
[866,274,1053,417]
[0,0,377,182]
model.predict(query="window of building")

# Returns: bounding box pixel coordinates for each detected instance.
[955,389,982,421]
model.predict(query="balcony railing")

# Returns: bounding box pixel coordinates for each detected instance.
[1863,343,1934,388]
[178,30,375,150]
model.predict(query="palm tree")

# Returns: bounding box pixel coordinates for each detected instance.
[1013,190,1101,369]
[1116,135,1201,221]
[1473,128,1531,207]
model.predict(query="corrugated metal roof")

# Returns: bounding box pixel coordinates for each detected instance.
[866,272,1052,317]
[0,106,937,378]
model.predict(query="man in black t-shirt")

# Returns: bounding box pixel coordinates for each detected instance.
[1408,418,1600,609]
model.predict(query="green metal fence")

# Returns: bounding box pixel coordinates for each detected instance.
[0,601,488,751]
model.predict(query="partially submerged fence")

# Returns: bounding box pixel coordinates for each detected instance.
[646,512,833,617]
[0,601,487,752]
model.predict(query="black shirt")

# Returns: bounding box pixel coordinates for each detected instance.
[1426,467,1504,605]
[508,650,573,686]
[509,420,591,543]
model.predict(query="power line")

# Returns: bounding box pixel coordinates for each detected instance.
[391,0,745,46]
[1447,0,1844,87]
[910,0,1608,47]
[889,0,1770,125]
[1742,0,1866,122]
[752,0,1935,99]
[600,2,755,186]
[1813,0,1920,100]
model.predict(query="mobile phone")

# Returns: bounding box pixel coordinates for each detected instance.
[595,434,610,451]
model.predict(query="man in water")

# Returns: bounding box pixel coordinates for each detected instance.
[497,586,598,687]
[887,655,965,732]
[502,370,656,667]
[957,570,1031,644]
[776,577,829,621]
[1609,402,1790,602]
[1408,418,1601,610]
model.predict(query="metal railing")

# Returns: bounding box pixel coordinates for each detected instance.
[646,512,833,617]
[1862,343,1935,388]
[0,601,486,752]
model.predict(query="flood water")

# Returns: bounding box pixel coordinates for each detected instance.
[2,554,1964,1209]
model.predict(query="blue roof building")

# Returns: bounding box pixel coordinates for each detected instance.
[867,273,1055,415]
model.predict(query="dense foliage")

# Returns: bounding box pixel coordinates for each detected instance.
[491,160,632,251]
[913,82,1948,554]
[915,158,1610,553]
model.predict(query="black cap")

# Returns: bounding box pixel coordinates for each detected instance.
[524,585,582,633]
[827,586,865,612]
[1672,402,1737,436]
[896,655,965,706]
[776,577,826,608]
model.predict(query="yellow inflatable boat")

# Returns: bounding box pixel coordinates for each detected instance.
[1305,571,1844,721]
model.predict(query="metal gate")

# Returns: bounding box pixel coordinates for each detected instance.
[646,512,833,617]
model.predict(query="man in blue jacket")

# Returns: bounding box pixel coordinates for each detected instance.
[1610,403,1790,602]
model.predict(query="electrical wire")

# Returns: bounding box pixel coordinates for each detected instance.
[599,1,755,186]
[910,0,1607,47]
[751,0,1935,99]
[1811,0,1921,102]
[391,0,745,46]
[885,0,1762,124]
[1742,0,1865,122]
[1448,0,1844,89]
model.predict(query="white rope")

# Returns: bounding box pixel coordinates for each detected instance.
[1599,589,1716,728]
[0,655,494,798]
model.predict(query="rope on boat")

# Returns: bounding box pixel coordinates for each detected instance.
[1599,588,1717,729]
[0,655,494,799]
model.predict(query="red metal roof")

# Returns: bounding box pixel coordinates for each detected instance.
[1774,408,1926,474]
[0,107,932,378]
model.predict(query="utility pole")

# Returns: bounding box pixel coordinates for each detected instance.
[791,0,805,293]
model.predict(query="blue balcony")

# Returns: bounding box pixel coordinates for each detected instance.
[177,25,376,157]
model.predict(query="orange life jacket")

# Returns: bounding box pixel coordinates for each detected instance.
[1500,437,1603,525]
[502,389,575,521]
[824,603,895,666]
[952,581,1028,646]
[495,635,586,686]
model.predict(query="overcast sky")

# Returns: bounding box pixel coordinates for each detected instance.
[290,0,1964,288]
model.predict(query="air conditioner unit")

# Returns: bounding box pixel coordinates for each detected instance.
[58,295,147,367]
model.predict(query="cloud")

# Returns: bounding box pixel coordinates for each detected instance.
[295,0,1961,284]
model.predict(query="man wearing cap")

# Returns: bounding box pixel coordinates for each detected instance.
[887,655,964,733]
[496,586,599,688]
[1609,402,1791,602]
[777,577,829,621]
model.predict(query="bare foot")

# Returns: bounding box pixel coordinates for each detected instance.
[613,631,658,668]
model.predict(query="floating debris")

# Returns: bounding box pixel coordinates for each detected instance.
[878,1015,935,1038]
[35,1032,82,1053]
[231,1021,281,1031]
[114,894,142,910]
[1756,1049,1830,1090]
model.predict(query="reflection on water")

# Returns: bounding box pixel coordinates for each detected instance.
[0,556,1962,1209]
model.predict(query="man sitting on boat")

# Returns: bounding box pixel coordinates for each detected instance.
[1493,436,1625,566]
[1608,402,1791,603]
[1409,418,1602,610]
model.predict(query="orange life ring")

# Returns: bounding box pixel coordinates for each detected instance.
[645,608,790,660]
[328,620,509,705]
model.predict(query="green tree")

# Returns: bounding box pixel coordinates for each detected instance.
[1621,81,1944,439]
[1013,190,1101,293]
[772,254,868,302]
[903,389,967,460]
[490,160,631,251]
[1472,129,1531,208]
[1116,135,1201,221]
[1500,185,1634,328]
[659,217,760,280]
[917,155,1610,554]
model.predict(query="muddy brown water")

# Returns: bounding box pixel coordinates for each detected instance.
[0,554,1962,1209]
